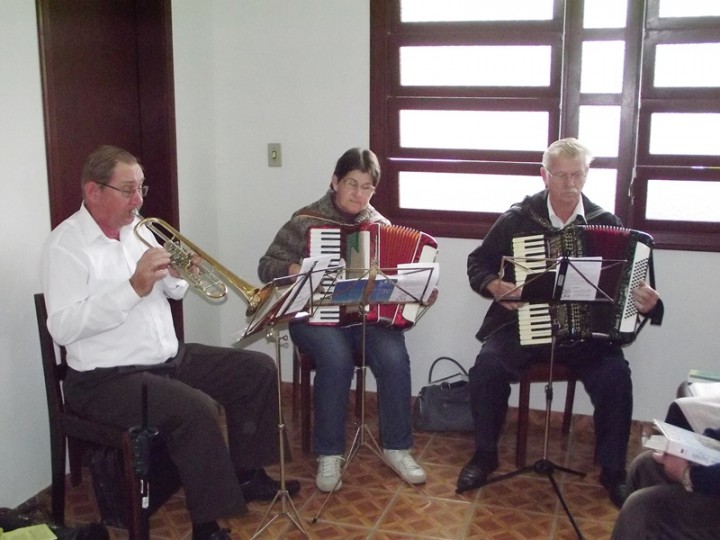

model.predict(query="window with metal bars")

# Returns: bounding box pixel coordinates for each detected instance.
[370,0,720,251]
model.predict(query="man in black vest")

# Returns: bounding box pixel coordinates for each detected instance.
[457,138,663,508]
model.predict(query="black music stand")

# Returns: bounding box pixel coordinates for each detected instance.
[310,260,438,523]
[237,259,340,539]
[473,255,627,540]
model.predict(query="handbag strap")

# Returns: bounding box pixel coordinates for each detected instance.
[428,356,469,384]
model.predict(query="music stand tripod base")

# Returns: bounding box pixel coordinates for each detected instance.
[310,321,397,524]
[465,332,587,540]
[309,263,436,524]
[241,269,319,540]
[249,323,308,539]
[310,319,427,523]
[479,255,628,540]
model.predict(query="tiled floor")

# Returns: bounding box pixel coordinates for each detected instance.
[23,384,649,539]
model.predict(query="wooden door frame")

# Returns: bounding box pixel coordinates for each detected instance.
[36,0,183,336]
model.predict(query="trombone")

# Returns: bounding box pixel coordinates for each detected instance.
[134,216,272,316]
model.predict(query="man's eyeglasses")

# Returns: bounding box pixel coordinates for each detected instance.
[99,183,149,198]
[545,169,587,182]
[342,178,375,195]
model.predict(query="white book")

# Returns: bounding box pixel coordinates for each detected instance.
[644,419,720,466]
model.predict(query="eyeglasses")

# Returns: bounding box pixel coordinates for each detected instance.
[342,178,375,195]
[545,169,587,182]
[100,183,149,198]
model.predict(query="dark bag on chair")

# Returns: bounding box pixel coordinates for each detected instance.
[90,447,127,528]
[89,439,180,528]
[413,356,474,432]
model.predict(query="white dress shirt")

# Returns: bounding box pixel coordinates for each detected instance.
[547,195,586,228]
[41,204,188,371]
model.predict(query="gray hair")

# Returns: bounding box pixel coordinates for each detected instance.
[81,145,140,187]
[542,138,594,169]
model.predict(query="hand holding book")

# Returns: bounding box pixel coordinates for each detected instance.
[644,420,720,466]
[651,451,690,483]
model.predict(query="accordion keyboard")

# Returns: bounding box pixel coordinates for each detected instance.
[307,227,344,324]
[512,234,553,345]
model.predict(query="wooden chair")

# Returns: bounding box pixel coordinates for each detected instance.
[292,346,365,455]
[516,361,577,467]
[34,293,180,539]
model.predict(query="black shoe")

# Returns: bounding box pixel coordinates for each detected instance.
[456,462,491,494]
[206,529,232,540]
[192,523,231,540]
[600,468,628,509]
[240,469,301,502]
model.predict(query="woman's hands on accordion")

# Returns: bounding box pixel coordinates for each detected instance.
[631,280,660,314]
[288,262,302,277]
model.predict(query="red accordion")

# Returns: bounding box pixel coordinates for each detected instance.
[306,222,438,329]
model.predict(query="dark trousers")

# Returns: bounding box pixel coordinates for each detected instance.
[612,451,720,539]
[665,401,693,431]
[468,325,633,472]
[64,343,280,523]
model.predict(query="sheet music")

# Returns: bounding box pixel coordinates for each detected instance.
[556,257,602,301]
[327,275,392,304]
[278,254,340,316]
[393,263,439,303]
[329,263,438,305]
[232,255,340,342]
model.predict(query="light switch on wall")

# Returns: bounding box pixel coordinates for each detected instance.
[268,143,282,167]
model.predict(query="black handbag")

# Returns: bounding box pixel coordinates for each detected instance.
[413,356,474,432]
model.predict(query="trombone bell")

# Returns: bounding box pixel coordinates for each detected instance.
[134,217,270,315]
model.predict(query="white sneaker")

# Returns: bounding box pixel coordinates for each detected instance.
[316,455,343,492]
[383,449,427,484]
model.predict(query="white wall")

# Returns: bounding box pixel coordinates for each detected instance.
[172,2,222,343]
[2,0,719,508]
[1,0,54,509]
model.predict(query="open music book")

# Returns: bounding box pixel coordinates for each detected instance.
[644,419,720,466]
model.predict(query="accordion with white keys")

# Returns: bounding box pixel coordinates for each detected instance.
[307,222,438,328]
[512,225,654,346]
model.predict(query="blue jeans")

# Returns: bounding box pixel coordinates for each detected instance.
[290,322,413,455]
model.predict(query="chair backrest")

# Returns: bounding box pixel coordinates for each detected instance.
[34,293,68,431]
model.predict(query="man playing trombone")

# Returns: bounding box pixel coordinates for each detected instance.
[41,145,299,540]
